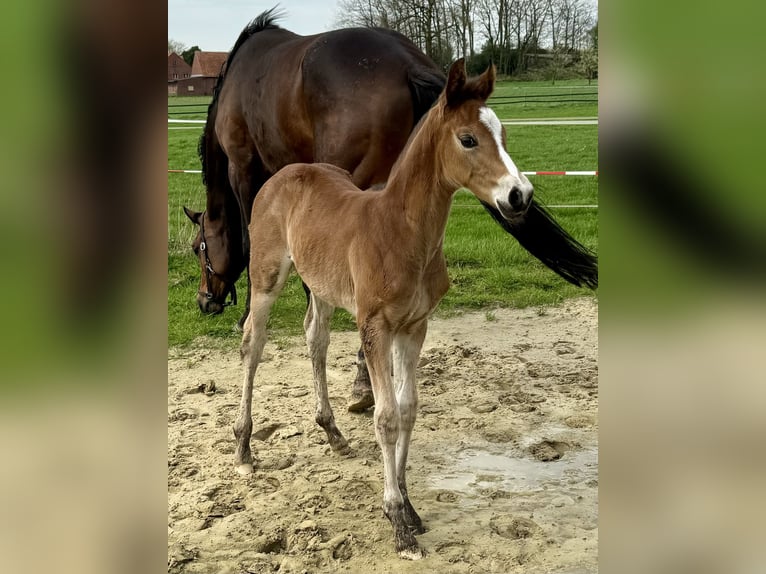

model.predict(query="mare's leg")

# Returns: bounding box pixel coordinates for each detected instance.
[360,315,424,560]
[235,265,251,332]
[348,348,374,412]
[392,320,428,534]
[303,294,349,453]
[221,126,268,332]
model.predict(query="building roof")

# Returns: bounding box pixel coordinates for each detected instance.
[191,51,229,78]
[168,52,192,82]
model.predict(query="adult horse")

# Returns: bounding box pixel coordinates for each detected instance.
[183,8,445,410]
[184,8,597,411]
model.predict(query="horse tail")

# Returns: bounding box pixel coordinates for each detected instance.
[481,200,599,289]
[407,66,446,123]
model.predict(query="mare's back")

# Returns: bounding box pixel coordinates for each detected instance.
[217,25,442,187]
[301,28,439,187]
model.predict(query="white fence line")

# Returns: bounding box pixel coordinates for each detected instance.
[502,119,598,125]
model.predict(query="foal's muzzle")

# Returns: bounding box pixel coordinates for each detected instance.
[498,183,534,219]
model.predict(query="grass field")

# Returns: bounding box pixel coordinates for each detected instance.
[168,79,598,347]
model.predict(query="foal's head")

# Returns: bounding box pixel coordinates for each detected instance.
[435,59,533,218]
[183,207,239,315]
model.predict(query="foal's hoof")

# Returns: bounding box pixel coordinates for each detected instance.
[236,463,254,475]
[397,544,426,561]
[347,390,375,413]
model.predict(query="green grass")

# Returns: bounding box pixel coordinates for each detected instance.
[167,81,598,348]
[488,79,597,119]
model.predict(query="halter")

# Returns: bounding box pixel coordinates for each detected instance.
[198,213,237,307]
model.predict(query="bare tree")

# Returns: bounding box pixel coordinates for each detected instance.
[168,38,186,54]
[334,0,596,77]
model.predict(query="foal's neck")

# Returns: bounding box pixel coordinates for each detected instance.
[383,115,454,249]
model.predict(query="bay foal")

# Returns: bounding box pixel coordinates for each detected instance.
[234,59,533,559]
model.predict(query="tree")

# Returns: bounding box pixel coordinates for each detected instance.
[168,38,186,54]
[578,20,597,84]
[181,46,201,67]
[334,0,596,78]
[578,47,597,84]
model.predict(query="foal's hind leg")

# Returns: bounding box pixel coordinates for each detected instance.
[393,320,428,534]
[304,294,349,453]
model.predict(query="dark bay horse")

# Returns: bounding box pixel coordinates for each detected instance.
[183,8,445,409]
[235,59,536,559]
[183,8,445,318]
[184,8,597,410]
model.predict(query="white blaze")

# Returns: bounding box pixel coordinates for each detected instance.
[479,106,520,179]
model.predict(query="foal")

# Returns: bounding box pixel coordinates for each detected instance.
[234,59,533,559]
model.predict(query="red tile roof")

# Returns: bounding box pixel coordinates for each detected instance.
[191,51,229,77]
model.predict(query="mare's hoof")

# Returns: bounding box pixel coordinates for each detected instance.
[397,545,426,560]
[236,463,254,475]
[330,439,352,455]
[347,390,375,413]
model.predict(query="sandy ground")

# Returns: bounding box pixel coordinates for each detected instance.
[168,297,598,573]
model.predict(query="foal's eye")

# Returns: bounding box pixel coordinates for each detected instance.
[459,135,478,148]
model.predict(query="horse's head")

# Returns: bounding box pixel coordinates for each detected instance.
[437,59,533,219]
[183,206,238,315]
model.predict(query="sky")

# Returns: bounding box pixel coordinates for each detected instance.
[168,1,340,52]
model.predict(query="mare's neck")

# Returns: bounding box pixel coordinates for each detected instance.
[206,190,247,271]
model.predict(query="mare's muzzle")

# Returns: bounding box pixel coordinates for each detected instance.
[197,281,237,315]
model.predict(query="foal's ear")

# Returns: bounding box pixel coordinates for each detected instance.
[183,206,202,225]
[475,63,496,101]
[445,58,467,107]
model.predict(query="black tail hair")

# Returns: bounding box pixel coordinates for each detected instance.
[481,200,598,289]
[407,66,446,123]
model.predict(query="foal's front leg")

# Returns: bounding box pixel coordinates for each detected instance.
[393,320,428,535]
[233,291,276,474]
[361,318,424,560]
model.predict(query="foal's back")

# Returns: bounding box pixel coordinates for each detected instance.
[249,163,413,313]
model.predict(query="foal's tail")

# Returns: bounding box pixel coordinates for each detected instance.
[481,200,599,289]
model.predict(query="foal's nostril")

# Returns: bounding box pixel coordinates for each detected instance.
[509,186,523,210]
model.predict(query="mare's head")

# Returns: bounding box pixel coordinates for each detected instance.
[183,207,239,315]
[435,59,533,218]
